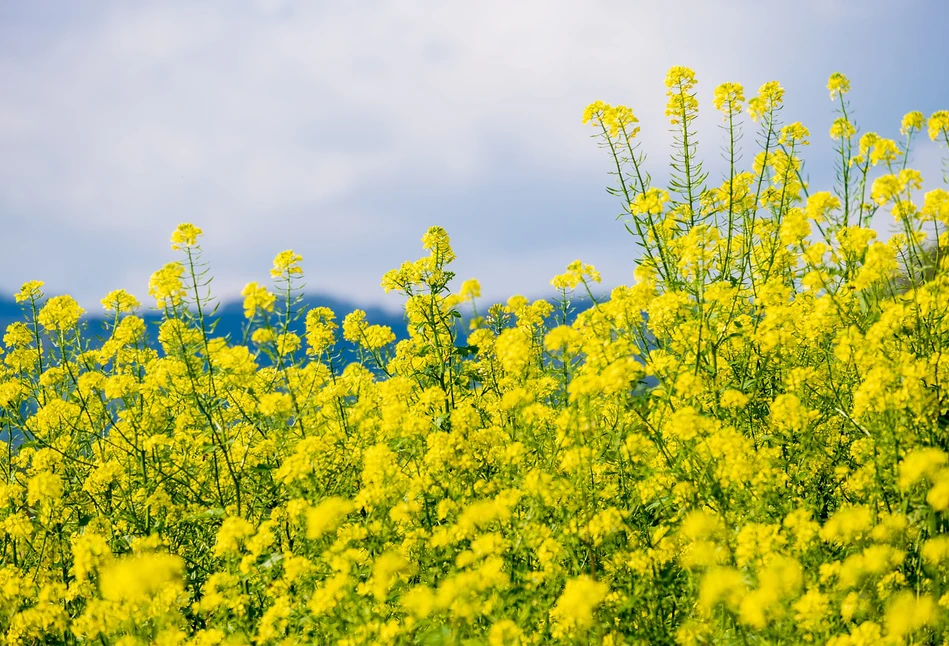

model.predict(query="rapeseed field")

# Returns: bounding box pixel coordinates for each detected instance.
[2,68,949,644]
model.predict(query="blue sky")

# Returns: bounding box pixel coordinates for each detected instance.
[1,0,947,312]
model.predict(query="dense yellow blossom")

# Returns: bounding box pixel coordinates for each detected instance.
[1,66,948,644]
[901,110,925,135]
[170,222,203,249]
[36,295,84,332]
[830,117,856,140]
[100,289,139,314]
[827,72,851,100]
[270,249,303,278]
[712,82,744,117]
[747,80,783,123]
[240,281,275,318]
[665,66,699,124]
[549,575,609,637]
[14,280,44,304]
[148,261,185,307]
[929,110,949,141]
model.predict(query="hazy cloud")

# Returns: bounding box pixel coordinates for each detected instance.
[0,0,946,310]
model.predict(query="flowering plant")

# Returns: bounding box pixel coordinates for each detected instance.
[1,68,949,645]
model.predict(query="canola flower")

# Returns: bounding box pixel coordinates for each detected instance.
[1,70,949,645]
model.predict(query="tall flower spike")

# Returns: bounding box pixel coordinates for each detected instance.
[170,223,204,250]
[713,82,745,119]
[665,66,699,125]
[747,81,783,123]
[271,250,304,279]
[827,72,850,101]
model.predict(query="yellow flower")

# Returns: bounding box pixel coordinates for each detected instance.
[488,619,523,646]
[37,295,84,332]
[305,306,337,355]
[869,174,900,206]
[551,260,601,291]
[805,192,840,223]
[401,585,437,619]
[421,226,456,265]
[71,533,112,583]
[459,278,481,300]
[898,167,924,191]
[549,575,609,637]
[342,309,395,351]
[27,471,63,505]
[252,327,275,345]
[857,131,879,160]
[342,309,369,343]
[363,551,411,602]
[712,82,744,117]
[720,389,749,409]
[901,111,925,135]
[213,517,256,557]
[270,249,304,279]
[928,110,949,141]
[698,567,746,613]
[544,325,581,354]
[820,505,873,545]
[630,187,670,217]
[779,122,809,146]
[770,393,809,431]
[602,104,640,138]
[830,117,856,140]
[240,282,275,318]
[82,460,123,495]
[100,289,140,314]
[868,138,899,166]
[680,509,724,542]
[4,511,32,538]
[275,332,301,356]
[920,188,949,224]
[14,280,44,303]
[837,226,877,256]
[307,497,354,539]
[170,222,203,250]
[793,589,830,631]
[927,471,949,511]
[664,65,696,89]
[747,81,784,123]
[582,100,609,126]
[4,322,32,348]
[827,72,851,100]
[98,552,185,603]
[885,592,937,641]
[148,262,186,308]
[665,66,699,124]
[921,536,949,566]
[852,242,898,290]
[381,259,426,294]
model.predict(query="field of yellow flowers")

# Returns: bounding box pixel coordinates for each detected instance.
[1,67,949,645]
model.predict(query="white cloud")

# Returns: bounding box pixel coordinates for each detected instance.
[0,0,945,309]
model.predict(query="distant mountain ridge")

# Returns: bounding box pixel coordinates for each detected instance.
[0,292,408,349]
[0,290,600,353]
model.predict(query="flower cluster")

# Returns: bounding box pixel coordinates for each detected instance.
[1,70,949,645]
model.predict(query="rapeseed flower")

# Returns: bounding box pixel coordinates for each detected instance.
[170,222,203,250]
[827,72,851,100]
[929,110,949,140]
[36,294,84,331]
[14,279,44,303]
[549,575,609,637]
[148,261,186,307]
[240,281,275,317]
[270,249,303,278]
